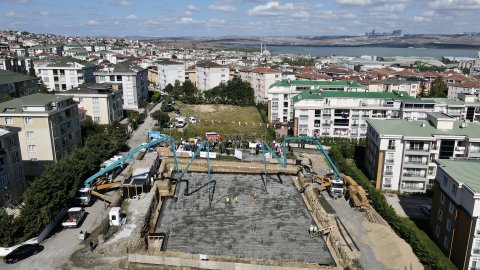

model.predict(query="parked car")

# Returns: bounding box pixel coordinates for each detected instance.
[176,117,186,128]
[166,122,174,128]
[205,132,222,141]
[4,244,43,264]
[421,204,432,217]
[188,117,197,124]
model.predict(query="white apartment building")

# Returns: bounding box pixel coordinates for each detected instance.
[157,60,185,90]
[430,159,480,270]
[27,45,62,56]
[239,67,281,103]
[94,63,148,110]
[268,80,367,124]
[0,127,25,208]
[448,82,480,99]
[0,94,82,176]
[195,60,229,91]
[365,112,480,193]
[34,57,98,91]
[57,83,123,124]
[292,91,413,138]
[379,78,420,97]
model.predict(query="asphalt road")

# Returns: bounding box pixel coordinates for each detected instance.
[2,103,163,270]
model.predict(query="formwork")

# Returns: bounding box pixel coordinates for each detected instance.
[155,172,335,266]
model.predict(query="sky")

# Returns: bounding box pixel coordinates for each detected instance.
[1,0,480,37]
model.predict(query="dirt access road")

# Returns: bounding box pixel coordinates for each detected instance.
[300,152,423,270]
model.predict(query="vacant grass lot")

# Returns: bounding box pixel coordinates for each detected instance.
[166,102,266,140]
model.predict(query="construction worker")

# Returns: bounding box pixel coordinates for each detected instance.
[313,226,319,236]
[226,195,230,204]
[234,195,238,203]
[309,224,314,236]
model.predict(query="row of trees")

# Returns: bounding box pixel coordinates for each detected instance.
[418,76,448,98]
[0,121,126,246]
[163,77,255,107]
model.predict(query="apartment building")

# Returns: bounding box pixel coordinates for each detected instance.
[34,57,98,91]
[267,80,367,124]
[0,56,26,73]
[147,66,158,88]
[448,82,480,99]
[0,94,82,176]
[365,112,480,193]
[0,69,39,99]
[195,60,229,91]
[27,45,62,56]
[292,91,413,138]
[239,67,281,103]
[426,95,480,122]
[379,78,420,97]
[0,127,25,208]
[94,63,148,110]
[56,83,123,124]
[430,159,480,270]
[157,60,185,90]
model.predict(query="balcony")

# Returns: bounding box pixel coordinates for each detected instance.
[405,147,430,154]
[384,171,393,176]
[387,146,396,150]
[470,151,480,158]
[456,146,466,151]
[351,123,359,127]
[385,159,395,164]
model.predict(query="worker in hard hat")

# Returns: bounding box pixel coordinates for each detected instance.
[234,195,238,204]
[313,226,319,236]
[309,224,314,236]
[226,195,230,204]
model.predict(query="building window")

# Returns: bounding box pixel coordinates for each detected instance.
[443,176,448,187]
[448,202,455,215]
[10,138,16,147]
[443,236,449,250]
[26,131,34,138]
[438,209,443,221]
[451,185,457,196]
[15,167,22,179]
[435,225,440,237]
[24,117,32,125]
[383,178,392,188]
[92,97,99,105]
[440,193,445,205]
[5,118,12,125]
[94,117,100,123]
[28,145,36,153]
[12,151,19,163]
[388,140,395,150]
[446,219,452,233]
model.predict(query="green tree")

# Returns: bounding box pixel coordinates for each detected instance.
[419,84,428,98]
[203,77,254,106]
[180,80,199,104]
[172,80,183,98]
[150,110,170,127]
[150,91,161,103]
[429,76,448,98]
[28,67,36,77]
[164,83,174,96]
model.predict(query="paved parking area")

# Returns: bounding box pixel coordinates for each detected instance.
[385,193,432,220]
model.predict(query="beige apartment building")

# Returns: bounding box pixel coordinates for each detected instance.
[239,67,281,103]
[57,83,123,125]
[0,94,82,176]
[0,127,26,207]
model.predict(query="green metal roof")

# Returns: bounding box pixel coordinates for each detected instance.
[424,98,480,106]
[367,118,480,138]
[269,79,367,89]
[292,89,414,104]
[0,93,72,113]
[437,159,480,193]
[0,69,37,84]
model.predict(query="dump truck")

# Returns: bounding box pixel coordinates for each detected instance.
[62,207,86,228]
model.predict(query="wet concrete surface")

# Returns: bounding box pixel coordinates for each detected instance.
[156,173,334,265]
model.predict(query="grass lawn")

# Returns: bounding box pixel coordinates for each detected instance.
[165,102,266,140]
[404,218,458,270]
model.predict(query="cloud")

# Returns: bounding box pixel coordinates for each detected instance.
[5,11,16,17]
[208,3,237,12]
[291,10,310,18]
[39,11,50,16]
[248,1,295,16]
[126,14,138,20]
[369,3,405,13]
[118,0,132,7]
[335,0,375,5]
[184,4,199,16]
[178,17,196,24]
[86,20,100,26]
[427,0,480,10]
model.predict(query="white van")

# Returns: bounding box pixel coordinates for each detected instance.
[176,117,186,128]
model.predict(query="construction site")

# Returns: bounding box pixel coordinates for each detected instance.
[62,135,423,270]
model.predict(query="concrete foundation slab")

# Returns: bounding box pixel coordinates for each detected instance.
[155,173,334,266]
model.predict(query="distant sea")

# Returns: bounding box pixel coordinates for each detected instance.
[234,45,479,59]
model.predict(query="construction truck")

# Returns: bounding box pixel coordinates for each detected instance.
[75,135,178,207]
[62,207,86,228]
[313,173,345,198]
